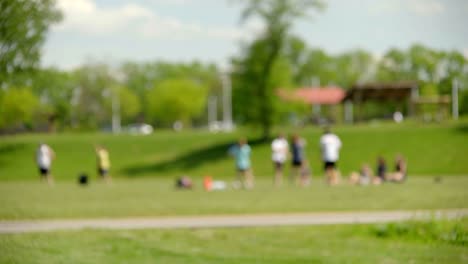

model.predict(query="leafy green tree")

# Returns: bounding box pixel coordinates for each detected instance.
[71,63,116,129]
[333,49,374,88]
[460,89,468,115]
[232,38,294,127]
[30,68,76,130]
[376,48,412,82]
[146,79,208,127]
[0,87,39,130]
[121,61,219,123]
[295,48,334,86]
[117,87,141,124]
[235,0,325,138]
[437,51,468,95]
[0,0,62,85]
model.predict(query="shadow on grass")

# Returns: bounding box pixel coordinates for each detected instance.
[122,137,269,177]
[454,123,468,134]
[0,143,27,166]
[0,143,26,154]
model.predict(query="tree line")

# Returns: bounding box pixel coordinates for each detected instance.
[1,0,467,134]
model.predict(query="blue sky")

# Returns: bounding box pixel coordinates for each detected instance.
[43,0,468,69]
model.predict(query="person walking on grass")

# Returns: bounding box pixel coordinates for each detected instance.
[319,127,342,185]
[272,133,289,187]
[229,138,254,189]
[36,142,55,185]
[95,145,111,183]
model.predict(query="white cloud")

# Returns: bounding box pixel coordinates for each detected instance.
[150,0,193,5]
[408,0,444,16]
[54,0,260,41]
[55,0,153,34]
[370,0,445,16]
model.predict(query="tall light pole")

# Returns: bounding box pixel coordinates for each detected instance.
[452,79,459,120]
[110,68,125,134]
[70,86,81,128]
[111,89,121,133]
[208,95,218,126]
[220,70,233,131]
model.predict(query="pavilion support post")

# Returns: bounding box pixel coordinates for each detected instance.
[331,104,339,123]
[355,91,363,122]
[344,100,353,124]
[409,85,419,117]
[312,104,321,124]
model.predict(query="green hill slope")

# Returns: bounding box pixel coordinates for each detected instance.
[1,122,467,181]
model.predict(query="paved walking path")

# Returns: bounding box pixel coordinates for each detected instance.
[1,209,467,234]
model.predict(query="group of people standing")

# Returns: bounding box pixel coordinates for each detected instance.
[36,143,112,185]
[228,132,312,189]
[229,128,340,188]
[271,133,311,187]
[229,127,407,188]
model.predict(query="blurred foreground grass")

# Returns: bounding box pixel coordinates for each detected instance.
[1,218,467,263]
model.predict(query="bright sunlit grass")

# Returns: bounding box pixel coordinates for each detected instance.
[0,176,467,220]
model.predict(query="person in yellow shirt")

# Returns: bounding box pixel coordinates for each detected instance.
[95,145,111,183]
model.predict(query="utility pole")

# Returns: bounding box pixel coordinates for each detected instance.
[221,70,233,131]
[452,79,459,120]
[208,96,218,126]
[111,68,124,134]
[70,86,81,128]
[112,89,121,133]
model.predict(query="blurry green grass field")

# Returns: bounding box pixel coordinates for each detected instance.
[0,177,467,220]
[1,122,467,263]
[1,121,467,181]
[1,218,467,264]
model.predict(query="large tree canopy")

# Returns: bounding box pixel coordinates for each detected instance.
[0,0,62,85]
[234,0,325,138]
[146,79,208,127]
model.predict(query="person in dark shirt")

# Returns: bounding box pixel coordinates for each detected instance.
[290,134,310,186]
[377,156,387,180]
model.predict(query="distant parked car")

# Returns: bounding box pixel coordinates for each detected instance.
[126,123,154,135]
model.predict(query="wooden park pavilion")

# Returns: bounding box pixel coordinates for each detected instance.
[342,81,420,123]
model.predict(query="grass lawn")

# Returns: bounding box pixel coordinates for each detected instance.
[0,121,467,181]
[1,219,467,263]
[0,176,467,220]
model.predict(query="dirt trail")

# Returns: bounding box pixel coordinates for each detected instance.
[1,209,466,234]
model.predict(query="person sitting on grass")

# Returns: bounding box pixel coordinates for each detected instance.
[372,156,387,185]
[228,138,254,189]
[349,164,372,186]
[176,176,193,189]
[387,155,407,183]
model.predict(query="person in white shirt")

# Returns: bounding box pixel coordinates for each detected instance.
[36,143,55,185]
[271,133,289,186]
[320,127,342,185]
